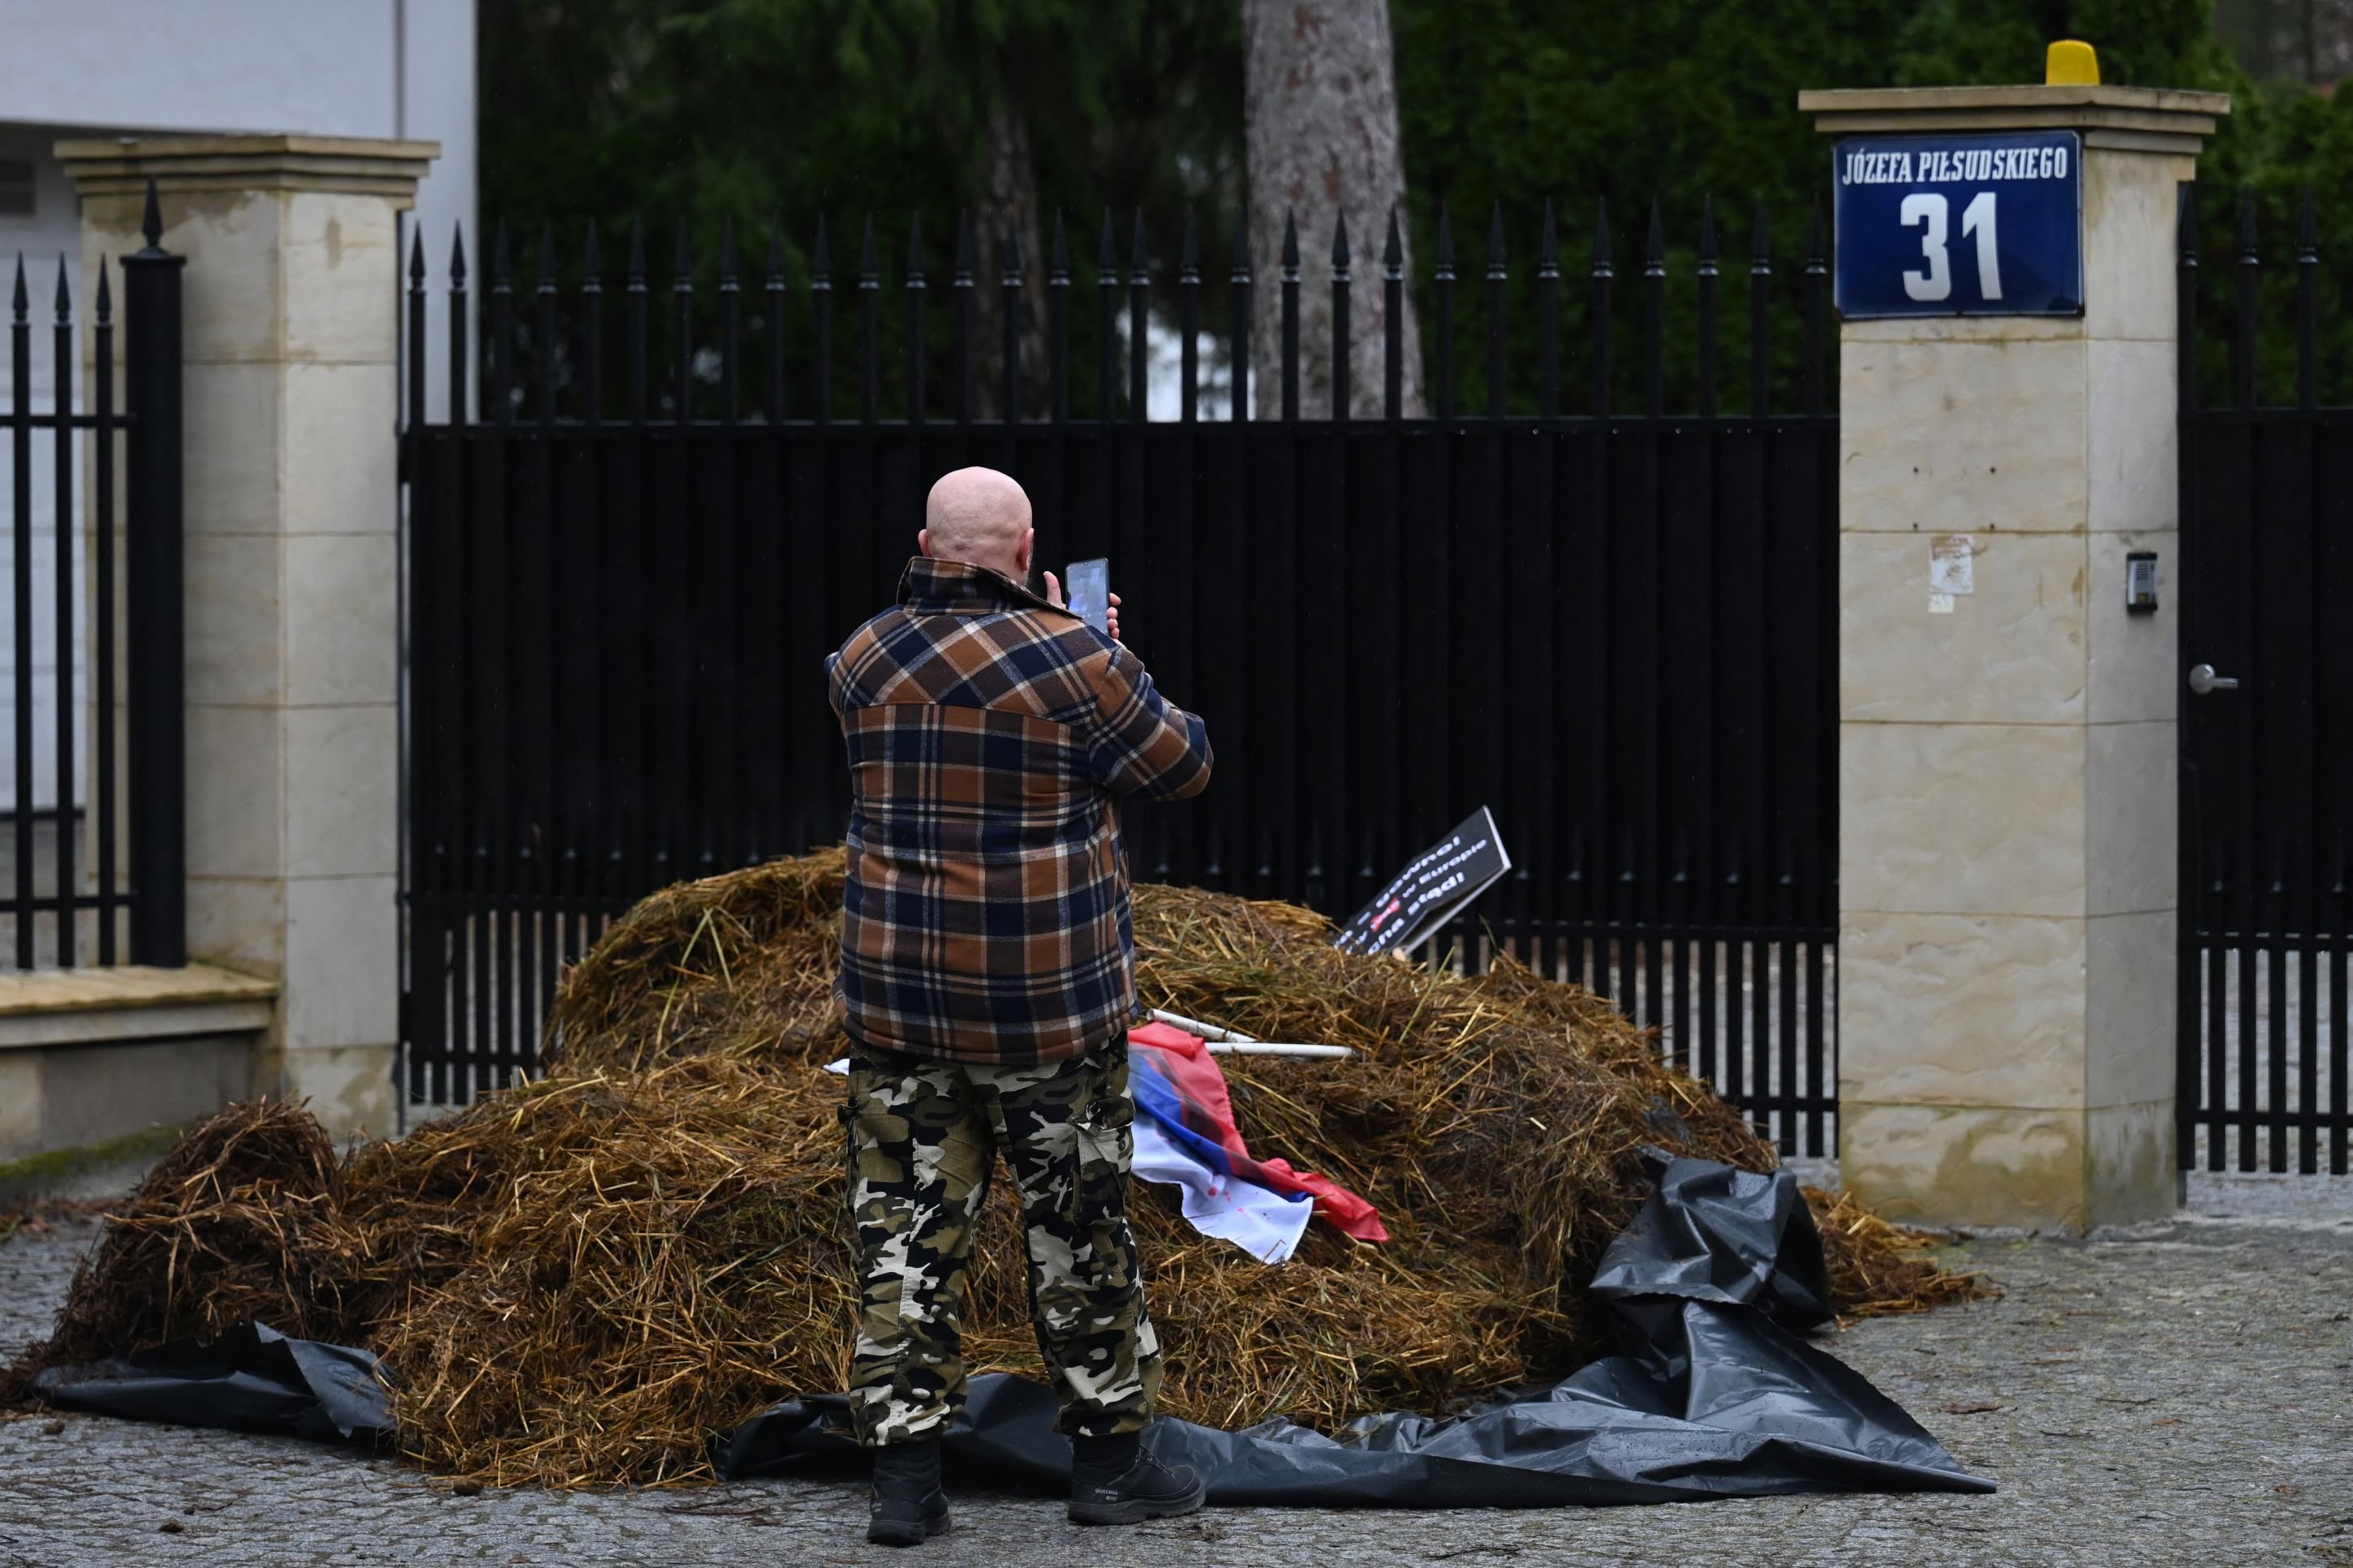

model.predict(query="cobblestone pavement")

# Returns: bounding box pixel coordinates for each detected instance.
[2,1184,2349,1568]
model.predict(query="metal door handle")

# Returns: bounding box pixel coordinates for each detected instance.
[2187,663,2240,694]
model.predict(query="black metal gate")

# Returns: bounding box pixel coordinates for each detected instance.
[2177,188,2353,1174]
[398,202,1839,1152]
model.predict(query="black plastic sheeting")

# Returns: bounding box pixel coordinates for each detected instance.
[37,1153,1992,1506]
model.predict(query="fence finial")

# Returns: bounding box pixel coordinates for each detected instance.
[2299,186,2319,260]
[493,218,512,292]
[907,212,927,280]
[1537,199,1557,279]
[1697,194,1719,276]
[409,227,426,287]
[583,218,602,286]
[2239,189,2260,266]
[1435,201,1454,281]
[1000,228,1022,285]
[1051,208,1070,284]
[1749,195,1771,274]
[765,216,785,286]
[1280,208,1300,278]
[673,218,694,288]
[450,223,468,289]
[140,177,163,249]
[1129,208,1149,284]
[1590,199,1613,277]
[953,209,974,284]
[721,217,741,288]
[1329,210,1348,272]
[2176,183,2200,260]
[1098,208,1117,276]
[858,213,877,288]
[812,213,832,286]
[1384,204,1404,281]
[1805,193,1826,274]
[51,252,69,323]
[95,255,110,321]
[625,217,644,289]
[538,221,557,292]
[1232,210,1252,284]
[1644,199,1665,277]
[1486,200,1507,281]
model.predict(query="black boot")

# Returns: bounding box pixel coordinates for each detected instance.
[867,1437,950,1547]
[1068,1431,1206,1526]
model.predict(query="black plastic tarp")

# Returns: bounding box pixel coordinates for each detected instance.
[37,1153,1992,1506]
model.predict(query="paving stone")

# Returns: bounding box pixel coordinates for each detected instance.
[2,1196,2348,1566]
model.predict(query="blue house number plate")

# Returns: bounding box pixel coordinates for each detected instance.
[1833,131,2083,318]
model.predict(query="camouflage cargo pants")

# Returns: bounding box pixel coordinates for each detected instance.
[842,1035,1161,1447]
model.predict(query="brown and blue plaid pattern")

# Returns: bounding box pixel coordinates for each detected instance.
[826,557,1213,1065]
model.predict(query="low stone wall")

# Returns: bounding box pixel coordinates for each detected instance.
[0,965,277,1190]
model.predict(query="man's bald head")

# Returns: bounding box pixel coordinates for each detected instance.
[921,466,1033,580]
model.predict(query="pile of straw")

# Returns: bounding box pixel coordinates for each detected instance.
[11,848,1981,1487]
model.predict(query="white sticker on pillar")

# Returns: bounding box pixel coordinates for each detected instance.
[1928,592,1955,613]
[1929,534,1975,596]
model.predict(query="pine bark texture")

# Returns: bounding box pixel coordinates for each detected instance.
[1242,0,1423,418]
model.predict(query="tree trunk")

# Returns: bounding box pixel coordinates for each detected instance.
[1242,0,1423,419]
[973,96,1051,419]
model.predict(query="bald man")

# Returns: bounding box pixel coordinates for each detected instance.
[825,466,1213,1545]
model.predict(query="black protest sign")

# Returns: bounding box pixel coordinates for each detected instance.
[1332,808,1512,956]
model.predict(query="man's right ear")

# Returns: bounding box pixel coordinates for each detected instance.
[917,529,932,558]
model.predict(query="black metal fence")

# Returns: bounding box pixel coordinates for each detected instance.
[399,199,1838,1153]
[2,184,185,970]
[2177,186,2353,1175]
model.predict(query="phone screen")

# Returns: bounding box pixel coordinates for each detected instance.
[1065,557,1110,634]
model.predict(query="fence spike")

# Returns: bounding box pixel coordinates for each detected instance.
[1129,208,1149,282]
[1486,200,1506,280]
[2239,187,2260,260]
[1280,208,1300,277]
[1331,209,1353,271]
[493,218,512,289]
[721,216,740,287]
[1051,208,1069,282]
[1537,198,1559,278]
[1805,193,1826,274]
[813,213,832,284]
[1232,210,1252,283]
[1181,207,1200,278]
[953,209,974,281]
[1435,201,1454,280]
[140,177,163,248]
[1644,198,1665,277]
[51,252,68,321]
[625,217,644,288]
[1097,208,1118,276]
[1589,199,1613,277]
[907,212,926,278]
[858,213,877,287]
[2177,182,2200,259]
[1750,195,1771,273]
[583,218,602,285]
[1697,194,1719,274]
[1383,204,1404,278]
[409,227,427,286]
[1001,228,1022,282]
[765,216,785,286]
[95,254,110,320]
[2300,185,2319,257]
[673,217,693,287]
[538,221,557,290]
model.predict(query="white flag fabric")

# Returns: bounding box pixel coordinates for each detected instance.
[1130,1114,1314,1264]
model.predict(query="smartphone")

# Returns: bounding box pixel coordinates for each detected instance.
[1065,557,1111,634]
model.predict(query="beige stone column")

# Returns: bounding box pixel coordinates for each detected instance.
[56,136,438,1139]
[1800,88,2226,1231]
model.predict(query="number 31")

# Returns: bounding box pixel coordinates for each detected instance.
[1900,192,2002,303]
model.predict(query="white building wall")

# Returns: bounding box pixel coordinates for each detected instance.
[0,0,475,818]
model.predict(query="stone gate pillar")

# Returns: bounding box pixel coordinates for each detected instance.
[56,136,438,1139]
[1801,85,2226,1230]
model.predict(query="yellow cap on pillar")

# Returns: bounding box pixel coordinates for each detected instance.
[2046,40,2100,84]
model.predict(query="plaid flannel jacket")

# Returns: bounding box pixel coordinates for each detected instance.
[826,556,1214,1065]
